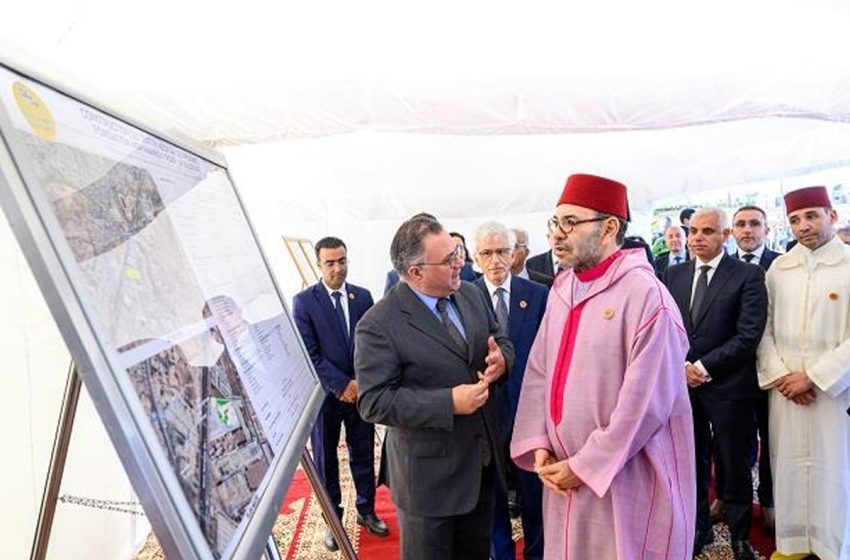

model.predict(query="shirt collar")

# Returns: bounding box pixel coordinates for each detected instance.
[408,285,443,313]
[694,250,724,270]
[483,275,511,298]
[322,280,348,298]
[737,244,765,259]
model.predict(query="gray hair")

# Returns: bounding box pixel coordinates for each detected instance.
[664,225,686,237]
[474,221,516,252]
[690,207,729,230]
[391,215,444,278]
[512,227,529,246]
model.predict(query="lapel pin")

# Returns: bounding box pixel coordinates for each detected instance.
[348,292,355,300]
[603,308,614,319]
[829,292,839,301]
[519,300,528,309]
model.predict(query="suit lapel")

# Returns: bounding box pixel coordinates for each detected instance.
[397,283,468,362]
[452,288,478,367]
[508,276,525,341]
[673,261,696,331]
[691,254,734,329]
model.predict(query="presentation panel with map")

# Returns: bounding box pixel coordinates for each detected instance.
[0,62,322,560]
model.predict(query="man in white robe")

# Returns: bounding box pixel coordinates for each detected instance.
[757,185,850,560]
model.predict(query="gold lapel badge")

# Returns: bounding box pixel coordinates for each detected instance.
[829,292,839,301]
[519,300,528,309]
[603,308,615,320]
[348,292,356,300]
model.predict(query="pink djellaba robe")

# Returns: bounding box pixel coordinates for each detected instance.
[511,248,696,560]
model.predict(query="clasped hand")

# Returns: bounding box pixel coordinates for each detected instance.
[533,449,583,495]
[776,371,816,406]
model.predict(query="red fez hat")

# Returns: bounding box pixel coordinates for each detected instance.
[557,173,630,220]
[784,186,832,214]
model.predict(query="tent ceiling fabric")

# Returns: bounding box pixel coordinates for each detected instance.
[2,0,850,201]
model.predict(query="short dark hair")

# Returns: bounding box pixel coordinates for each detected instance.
[679,207,696,224]
[392,216,444,277]
[449,231,473,264]
[594,214,628,245]
[314,237,346,259]
[732,205,767,222]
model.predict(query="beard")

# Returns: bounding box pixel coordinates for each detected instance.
[563,228,604,273]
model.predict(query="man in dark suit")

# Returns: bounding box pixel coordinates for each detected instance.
[653,225,689,278]
[662,208,767,560]
[526,232,560,287]
[472,221,547,560]
[732,205,780,268]
[292,237,388,551]
[729,204,780,532]
[355,215,514,560]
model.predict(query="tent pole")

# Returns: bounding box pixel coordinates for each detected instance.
[30,362,81,560]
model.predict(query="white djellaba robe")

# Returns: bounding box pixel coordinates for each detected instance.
[757,236,850,560]
[511,249,695,560]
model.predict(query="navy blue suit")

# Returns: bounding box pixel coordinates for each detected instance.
[475,275,547,560]
[653,250,689,279]
[663,254,767,543]
[292,281,377,519]
[731,246,780,509]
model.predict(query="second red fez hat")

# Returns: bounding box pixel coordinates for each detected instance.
[784,186,832,214]
[557,173,630,220]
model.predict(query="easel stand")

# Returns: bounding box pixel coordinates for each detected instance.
[30,364,357,560]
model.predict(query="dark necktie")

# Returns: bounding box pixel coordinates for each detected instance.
[742,253,755,263]
[437,298,491,465]
[436,297,467,354]
[690,265,711,321]
[331,291,349,343]
[494,287,509,337]
[673,256,682,264]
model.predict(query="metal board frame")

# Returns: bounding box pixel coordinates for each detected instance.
[0,57,325,560]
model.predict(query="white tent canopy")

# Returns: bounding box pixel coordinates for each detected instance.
[4,2,850,558]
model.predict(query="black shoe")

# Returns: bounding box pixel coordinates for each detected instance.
[731,540,757,560]
[693,528,715,556]
[357,512,389,537]
[324,529,339,552]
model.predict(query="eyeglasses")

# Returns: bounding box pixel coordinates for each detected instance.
[514,243,528,251]
[414,245,464,267]
[547,215,609,234]
[477,248,513,260]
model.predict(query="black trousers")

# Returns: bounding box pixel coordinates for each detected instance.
[310,396,376,519]
[714,394,774,508]
[397,466,495,560]
[691,394,755,542]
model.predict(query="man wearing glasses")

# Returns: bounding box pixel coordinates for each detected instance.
[473,221,548,560]
[355,215,514,560]
[511,173,696,559]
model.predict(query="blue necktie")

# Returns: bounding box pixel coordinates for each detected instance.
[331,291,349,343]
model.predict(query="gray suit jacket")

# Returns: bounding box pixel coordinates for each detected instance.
[355,281,514,517]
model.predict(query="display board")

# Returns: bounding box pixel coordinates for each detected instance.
[0,61,324,560]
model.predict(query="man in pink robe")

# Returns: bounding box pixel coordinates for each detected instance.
[511,173,696,559]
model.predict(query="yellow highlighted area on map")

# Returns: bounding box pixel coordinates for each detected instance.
[12,81,56,141]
